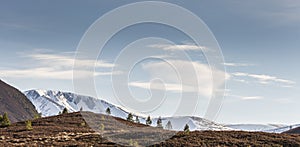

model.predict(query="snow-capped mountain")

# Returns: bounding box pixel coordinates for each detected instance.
[153,116,231,131]
[24,89,230,131]
[224,124,284,132]
[224,124,300,133]
[265,124,300,133]
[24,90,129,118]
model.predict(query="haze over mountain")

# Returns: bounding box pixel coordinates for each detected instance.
[0,80,38,123]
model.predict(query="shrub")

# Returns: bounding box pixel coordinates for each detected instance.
[80,122,86,127]
[34,113,41,120]
[101,116,105,121]
[129,139,139,147]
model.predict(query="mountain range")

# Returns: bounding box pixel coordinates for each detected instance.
[24,89,300,133]
[24,89,231,131]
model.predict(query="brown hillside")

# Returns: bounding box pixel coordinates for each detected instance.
[284,127,300,135]
[0,80,38,122]
[1,112,300,146]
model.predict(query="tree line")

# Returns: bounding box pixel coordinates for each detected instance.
[105,107,190,132]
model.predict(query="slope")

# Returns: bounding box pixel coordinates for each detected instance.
[0,80,38,123]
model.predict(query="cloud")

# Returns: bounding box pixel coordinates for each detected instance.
[0,49,119,80]
[148,44,206,51]
[232,72,295,86]
[228,94,264,100]
[22,51,114,68]
[241,96,264,100]
[128,60,229,97]
[224,62,254,67]
[229,0,300,27]
[128,81,196,93]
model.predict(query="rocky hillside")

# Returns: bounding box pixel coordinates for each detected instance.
[1,112,300,146]
[0,80,38,122]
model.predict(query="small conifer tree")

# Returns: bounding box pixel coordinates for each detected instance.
[106,107,111,115]
[146,116,152,126]
[165,120,173,130]
[62,108,68,114]
[135,116,140,123]
[184,124,190,134]
[1,112,10,127]
[156,116,163,128]
[127,113,133,122]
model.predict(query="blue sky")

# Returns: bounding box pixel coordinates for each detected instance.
[0,0,300,124]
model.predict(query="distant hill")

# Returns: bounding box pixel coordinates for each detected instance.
[0,80,38,122]
[284,127,300,134]
[1,112,300,146]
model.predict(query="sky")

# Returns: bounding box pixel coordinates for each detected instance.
[0,0,300,124]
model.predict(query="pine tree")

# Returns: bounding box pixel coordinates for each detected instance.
[127,113,133,122]
[106,107,111,115]
[62,108,68,114]
[1,112,10,127]
[25,120,33,131]
[156,116,163,128]
[80,107,83,112]
[135,116,140,123]
[184,124,190,133]
[146,116,152,126]
[165,120,173,130]
[99,123,105,131]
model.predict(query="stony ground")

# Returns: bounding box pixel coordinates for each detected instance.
[1,112,300,146]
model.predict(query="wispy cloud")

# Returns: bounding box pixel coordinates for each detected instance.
[148,44,206,51]
[232,72,295,86]
[224,62,254,67]
[128,60,229,97]
[21,50,114,68]
[0,49,120,80]
[241,96,264,100]
[128,81,196,93]
[228,94,264,100]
